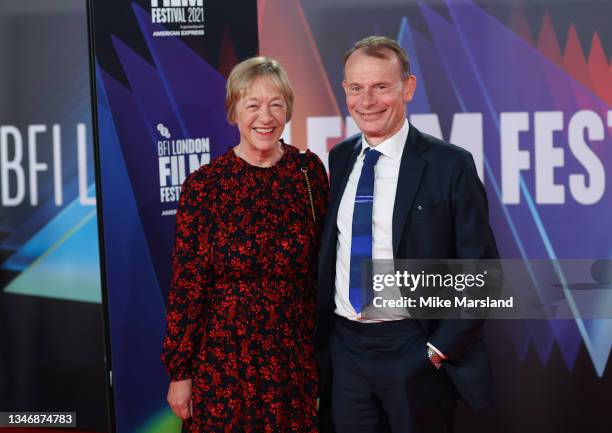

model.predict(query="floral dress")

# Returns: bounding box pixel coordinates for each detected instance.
[162,144,328,433]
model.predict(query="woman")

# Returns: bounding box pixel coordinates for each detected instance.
[161,56,328,433]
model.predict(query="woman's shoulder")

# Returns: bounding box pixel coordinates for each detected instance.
[185,148,235,185]
[181,158,224,200]
[184,161,212,187]
[284,142,325,167]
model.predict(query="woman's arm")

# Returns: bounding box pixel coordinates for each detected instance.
[161,170,211,417]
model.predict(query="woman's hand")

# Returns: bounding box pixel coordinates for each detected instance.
[167,379,193,419]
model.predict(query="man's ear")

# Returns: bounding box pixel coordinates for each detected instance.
[403,75,417,102]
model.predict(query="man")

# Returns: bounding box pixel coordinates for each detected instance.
[316,36,500,433]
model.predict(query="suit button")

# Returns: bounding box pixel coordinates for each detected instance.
[417,205,423,210]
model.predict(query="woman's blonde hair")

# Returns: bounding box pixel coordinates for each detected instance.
[225,56,294,123]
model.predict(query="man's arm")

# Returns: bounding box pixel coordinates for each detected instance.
[428,152,500,361]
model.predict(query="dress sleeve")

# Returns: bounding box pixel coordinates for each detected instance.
[161,171,210,381]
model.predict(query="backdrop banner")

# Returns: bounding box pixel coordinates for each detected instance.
[89,0,258,432]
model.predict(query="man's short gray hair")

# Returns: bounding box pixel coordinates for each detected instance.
[343,35,411,78]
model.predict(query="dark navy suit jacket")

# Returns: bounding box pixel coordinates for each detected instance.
[316,123,500,420]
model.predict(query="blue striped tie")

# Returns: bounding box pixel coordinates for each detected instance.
[349,147,382,313]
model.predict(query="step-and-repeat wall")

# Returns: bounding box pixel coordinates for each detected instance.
[0,0,601,432]
[93,0,611,432]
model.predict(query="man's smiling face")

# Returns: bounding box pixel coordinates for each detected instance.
[343,49,416,145]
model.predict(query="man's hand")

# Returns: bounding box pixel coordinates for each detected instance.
[427,346,443,370]
[167,379,193,419]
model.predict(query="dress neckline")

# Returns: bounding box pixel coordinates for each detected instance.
[231,142,292,170]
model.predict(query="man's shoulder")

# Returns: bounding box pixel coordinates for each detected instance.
[330,133,361,157]
[416,128,472,162]
[327,127,475,164]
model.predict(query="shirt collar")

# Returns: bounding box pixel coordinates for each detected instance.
[360,119,409,161]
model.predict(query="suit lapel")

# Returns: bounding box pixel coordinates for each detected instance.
[324,128,429,261]
[327,138,362,232]
[392,125,428,256]
[319,137,362,275]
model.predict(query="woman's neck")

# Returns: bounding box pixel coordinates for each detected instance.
[234,142,283,167]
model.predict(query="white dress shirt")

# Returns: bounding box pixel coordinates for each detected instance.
[334,119,410,321]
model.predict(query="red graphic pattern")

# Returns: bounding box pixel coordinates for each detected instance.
[511,6,612,105]
[162,144,328,432]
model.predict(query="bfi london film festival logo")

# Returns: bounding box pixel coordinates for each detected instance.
[150,0,204,38]
[157,123,210,211]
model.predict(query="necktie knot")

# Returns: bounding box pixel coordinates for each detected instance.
[363,148,382,166]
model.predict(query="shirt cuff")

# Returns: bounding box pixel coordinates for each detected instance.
[427,342,448,360]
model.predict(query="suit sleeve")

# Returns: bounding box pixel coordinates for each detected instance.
[429,152,500,362]
[161,172,211,381]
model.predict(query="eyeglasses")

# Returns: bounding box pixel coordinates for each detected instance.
[345,82,403,97]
